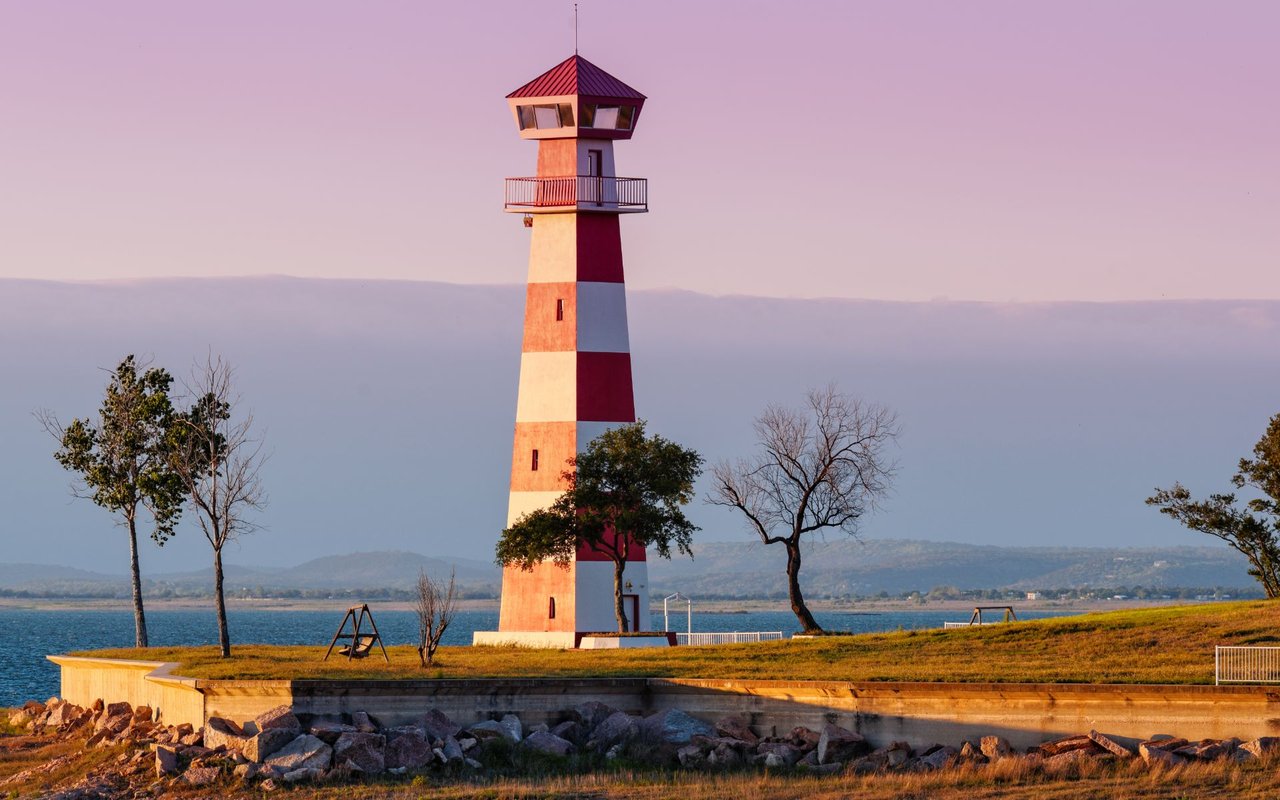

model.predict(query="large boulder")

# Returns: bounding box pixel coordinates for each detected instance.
[334,732,385,773]
[756,742,803,766]
[707,740,745,768]
[246,727,305,763]
[498,714,523,743]
[203,717,249,752]
[309,720,357,745]
[282,767,323,784]
[568,701,618,733]
[1239,737,1280,759]
[789,727,821,751]
[468,715,522,743]
[154,745,181,777]
[265,734,332,773]
[714,714,758,746]
[1038,735,1100,757]
[1045,749,1102,767]
[589,712,640,752]
[521,730,575,757]
[183,766,222,786]
[8,708,33,730]
[980,735,1013,759]
[551,720,583,745]
[641,709,714,745]
[385,729,434,770]
[90,702,130,732]
[1088,730,1136,758]
[254,706,301,734]
[420,709,462,742]
[1139,737,1188,766]
[918,745,959,770]
[440,735,465,763]
[817,723,867,764]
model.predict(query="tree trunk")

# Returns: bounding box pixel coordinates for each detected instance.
[612,558,629,633]
[785,541,822,633]
[213,547,230,658]
[127,515,148,648]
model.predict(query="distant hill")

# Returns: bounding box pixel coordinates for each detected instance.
[0,541,1255,599]
[0,552,500,597]
[646,539,1255,597]
[5,277,1280,575]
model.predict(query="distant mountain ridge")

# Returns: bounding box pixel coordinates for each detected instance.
[0,540,1254,598]
[648,539,1254,597]
[5,277,1279,571]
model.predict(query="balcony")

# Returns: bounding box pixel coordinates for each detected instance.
[504,176,648,214]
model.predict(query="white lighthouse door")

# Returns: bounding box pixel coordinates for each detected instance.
[587,149,603,205]
[623,593,641,631]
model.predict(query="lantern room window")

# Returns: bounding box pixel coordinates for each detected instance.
[581,104,634,130]
[518,104,575,130]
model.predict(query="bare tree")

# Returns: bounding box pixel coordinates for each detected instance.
[169,355,267,658]
[415,567,458,667]
[708,386,899,633]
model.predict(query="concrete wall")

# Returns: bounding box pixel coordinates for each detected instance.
[55,657,1280,750]
[48,656,204,728]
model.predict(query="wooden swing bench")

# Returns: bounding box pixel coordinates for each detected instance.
[323,603,390,662]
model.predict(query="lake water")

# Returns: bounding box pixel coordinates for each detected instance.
[0,607,1077,708]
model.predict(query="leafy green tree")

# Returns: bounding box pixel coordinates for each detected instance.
[1147,413,1280,599]
[40,356,184,647]
[709,386,899,633]
[496,422,702,633]
[169,355,266,657]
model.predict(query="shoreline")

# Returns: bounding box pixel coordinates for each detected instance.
[0,595,1212,614]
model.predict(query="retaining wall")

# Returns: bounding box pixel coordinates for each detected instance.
[51,656,1280,750]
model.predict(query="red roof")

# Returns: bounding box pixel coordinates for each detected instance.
[507,55,645,100]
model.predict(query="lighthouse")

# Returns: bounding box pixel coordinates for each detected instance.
[476,55,650,648]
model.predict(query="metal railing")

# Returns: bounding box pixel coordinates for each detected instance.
[676,631,784,646]
[1215,646,1280,685]
[504,176,648,211]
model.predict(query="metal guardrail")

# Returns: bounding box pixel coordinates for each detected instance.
[504,176,648,211]
[676,631,784,646]
[1215,645,1280,685]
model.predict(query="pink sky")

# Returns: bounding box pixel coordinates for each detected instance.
[1,0,1276,301]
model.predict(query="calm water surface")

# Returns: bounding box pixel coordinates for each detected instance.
[0,607,1077,708]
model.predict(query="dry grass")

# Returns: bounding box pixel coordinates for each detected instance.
[0,730,126,798]
[102,756,1280,799]
[74,601,1280,684]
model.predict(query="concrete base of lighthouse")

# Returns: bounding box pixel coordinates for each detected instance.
[471,631,675,649]
[472,631,580,649]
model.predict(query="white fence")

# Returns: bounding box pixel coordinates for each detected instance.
[676,631,785,646]
[1215,646,1280,685]
[942,621,1005,628]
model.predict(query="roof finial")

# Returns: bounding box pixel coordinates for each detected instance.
[574,3,579,55]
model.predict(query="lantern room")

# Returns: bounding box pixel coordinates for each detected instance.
[504,55,649,214]
[505,55,647,141]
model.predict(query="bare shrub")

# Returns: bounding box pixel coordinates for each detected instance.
[415,567,457,667]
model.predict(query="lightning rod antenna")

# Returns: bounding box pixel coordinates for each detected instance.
[574,4,579,54]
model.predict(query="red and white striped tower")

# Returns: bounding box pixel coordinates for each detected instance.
[489,55,650,645]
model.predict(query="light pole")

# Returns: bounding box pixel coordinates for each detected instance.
[663,592,691,634]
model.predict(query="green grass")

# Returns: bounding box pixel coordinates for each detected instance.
[70,601,1280,685]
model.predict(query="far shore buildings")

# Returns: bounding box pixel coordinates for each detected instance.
[473,55,652,648]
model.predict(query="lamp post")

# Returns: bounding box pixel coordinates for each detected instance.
[663,592,691,634]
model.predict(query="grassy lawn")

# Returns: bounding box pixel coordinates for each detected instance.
[71,601,1280,685]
